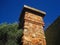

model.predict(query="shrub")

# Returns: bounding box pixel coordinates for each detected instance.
[0,23,23,45]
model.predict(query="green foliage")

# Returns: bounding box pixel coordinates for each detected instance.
[6,40,18,45]
[0,23,23,45]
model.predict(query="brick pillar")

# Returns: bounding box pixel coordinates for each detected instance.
[22,12,46,45]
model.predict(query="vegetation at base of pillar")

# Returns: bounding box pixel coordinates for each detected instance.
[0,23,23,45]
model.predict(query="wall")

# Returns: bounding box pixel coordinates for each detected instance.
[22,11,46,45]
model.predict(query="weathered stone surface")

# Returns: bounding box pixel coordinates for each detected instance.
[22,12,46,45]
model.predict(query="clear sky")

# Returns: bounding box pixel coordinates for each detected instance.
[0,0,60,29]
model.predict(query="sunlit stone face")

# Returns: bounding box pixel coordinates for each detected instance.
[25,12,43,23]
[23,11,46,45]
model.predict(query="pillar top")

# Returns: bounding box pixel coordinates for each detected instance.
[24,5,46,16]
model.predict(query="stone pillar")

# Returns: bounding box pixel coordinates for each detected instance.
[19,5,46,45]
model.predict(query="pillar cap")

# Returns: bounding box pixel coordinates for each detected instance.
[24,5,46,15]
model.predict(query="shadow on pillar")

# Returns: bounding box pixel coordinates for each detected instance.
[18,8,25,45]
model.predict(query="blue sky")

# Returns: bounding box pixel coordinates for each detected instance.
[0,0,60,29]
